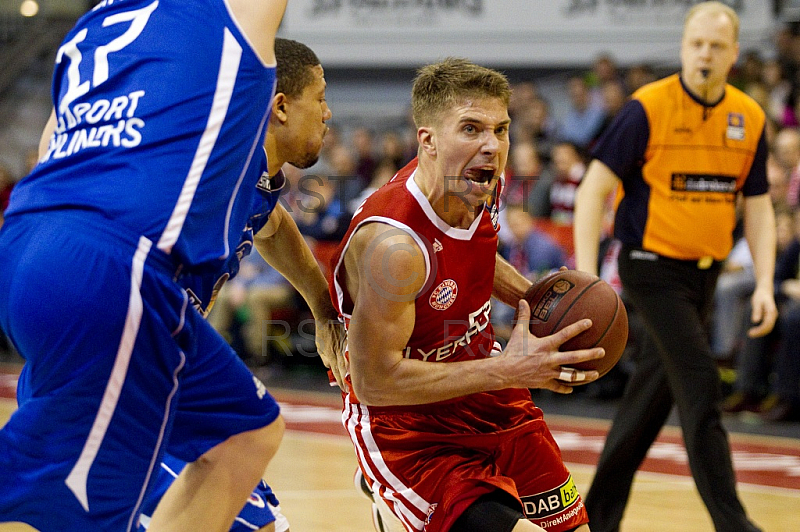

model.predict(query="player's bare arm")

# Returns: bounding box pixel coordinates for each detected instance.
[492,252,532,307]
[254,203,347,388]
[344,223,603,406]
[227,0,288,65]
[38,110,57,159]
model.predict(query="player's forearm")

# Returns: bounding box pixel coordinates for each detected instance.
[255,208,338,322]
[349,343,511,407]
[492,253,532,308]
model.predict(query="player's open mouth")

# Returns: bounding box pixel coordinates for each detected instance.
[464,168,495,184]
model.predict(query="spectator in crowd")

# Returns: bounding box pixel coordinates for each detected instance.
[760,207,800,421]
[325,142,363,213]
[348,157,397,213]
[711,232,756,362]
[293,170,352,244]
[511,97,559,160]
[761,56,792,124]
[560,76,607,148]
[772,24,796,83]
[549,141,587,225]
[207,253,294,363]
[730,49,764,92]
[624,63,658,94]
[376,130,410,171]
[592,79,628,146]
[504,140,546,212]
[351,127,378,188]
[772,127,800,209]
[493,204,568,341]
[508,81,539,120]
[586,53,622,108]
[766,152,791,209]
[500,205,567,281]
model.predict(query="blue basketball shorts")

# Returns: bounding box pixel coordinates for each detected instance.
[0,212,280,531]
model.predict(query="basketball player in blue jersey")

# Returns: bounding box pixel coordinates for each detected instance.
[0,1,291,531]
[138,37,340,532]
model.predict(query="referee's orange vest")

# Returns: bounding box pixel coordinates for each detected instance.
[624,74,765,261]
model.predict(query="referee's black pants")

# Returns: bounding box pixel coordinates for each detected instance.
[585,247,762,532]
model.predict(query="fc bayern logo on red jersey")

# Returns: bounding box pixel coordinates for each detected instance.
[430,279,458,311]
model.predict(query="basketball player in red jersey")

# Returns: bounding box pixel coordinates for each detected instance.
[329,58,604,532]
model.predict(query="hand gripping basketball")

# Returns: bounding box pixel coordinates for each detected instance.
[521,270,628,382]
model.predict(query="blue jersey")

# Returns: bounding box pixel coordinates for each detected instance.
[181,167,286,315]
[6,0,277,274]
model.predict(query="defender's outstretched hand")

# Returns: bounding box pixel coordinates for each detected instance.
[316,318,348,390]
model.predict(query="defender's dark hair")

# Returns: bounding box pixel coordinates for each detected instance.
[275,38,321,98]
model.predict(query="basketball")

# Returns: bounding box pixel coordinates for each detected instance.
[521,270,628,382]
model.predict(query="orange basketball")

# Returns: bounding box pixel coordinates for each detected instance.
[522,270,628,382]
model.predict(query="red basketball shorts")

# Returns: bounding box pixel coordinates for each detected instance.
[343,395,588,532]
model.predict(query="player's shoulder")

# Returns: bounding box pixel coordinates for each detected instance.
[348,221,426,296]
[350,220,423,259]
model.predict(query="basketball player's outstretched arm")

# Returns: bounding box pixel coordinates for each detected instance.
[255,203,347,388]
[227,0,288,65]
[344,223,603,406]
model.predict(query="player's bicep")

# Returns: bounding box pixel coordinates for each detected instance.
[38,109,56,159]
[346,225,425,376]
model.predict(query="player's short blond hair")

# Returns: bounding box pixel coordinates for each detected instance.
[411,57,511,128]
[684,1,739,41]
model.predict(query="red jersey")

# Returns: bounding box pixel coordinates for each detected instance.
[330,158,539,419]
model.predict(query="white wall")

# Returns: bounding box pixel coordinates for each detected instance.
[280,0,776,68]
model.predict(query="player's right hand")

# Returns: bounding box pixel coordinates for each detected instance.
[501,299,603,394]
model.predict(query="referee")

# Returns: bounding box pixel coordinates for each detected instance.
[573,2,777,532]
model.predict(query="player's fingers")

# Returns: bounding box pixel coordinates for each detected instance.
[515,298,531,324]
[508,299,532,342]
[747,320,772,338]
[547,380,575,394]
[557,366,588,384]
[547,318,593,346]
[555,347,605,369]
[750,303,763,327]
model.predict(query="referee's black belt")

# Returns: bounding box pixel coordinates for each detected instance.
[624,246,720,270]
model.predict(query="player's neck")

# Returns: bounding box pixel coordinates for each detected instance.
[414,165,476,230]
[264,133,285,176]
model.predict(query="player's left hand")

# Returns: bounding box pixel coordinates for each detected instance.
[316,318,348,390]
[748,286,778,338]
